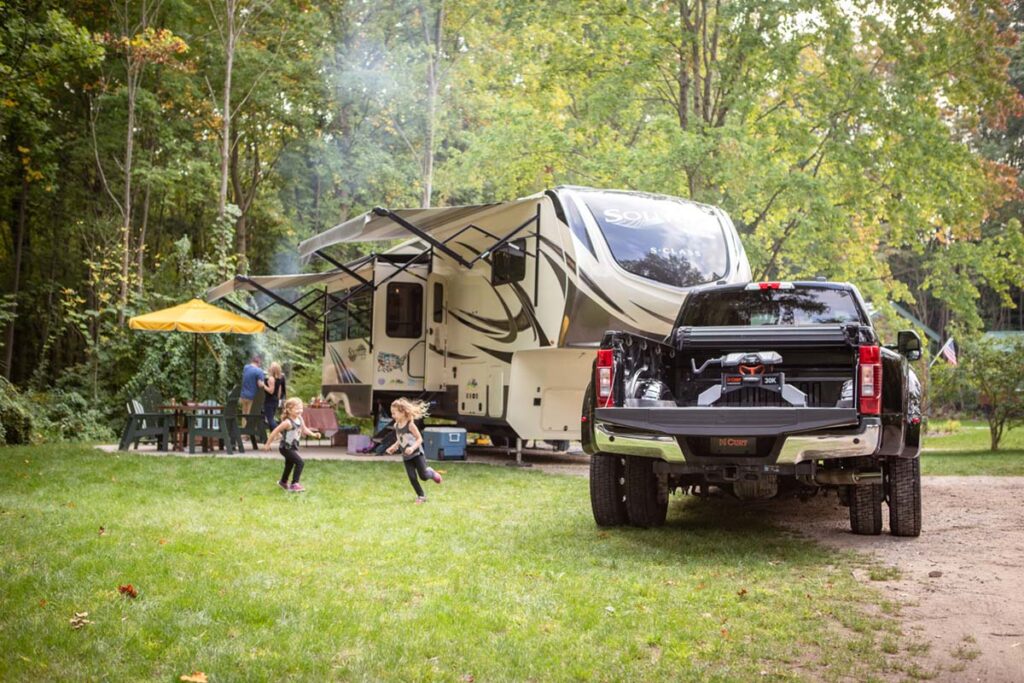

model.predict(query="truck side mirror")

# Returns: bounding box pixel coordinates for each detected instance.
[897,330,922,361]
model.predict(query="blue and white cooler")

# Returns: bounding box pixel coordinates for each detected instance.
[423,427,467,461]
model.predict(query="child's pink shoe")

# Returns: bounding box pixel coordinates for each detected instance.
[432,471,443,484]
[277,480,289,490]
[289,483,306,493]
[415,496,426,504]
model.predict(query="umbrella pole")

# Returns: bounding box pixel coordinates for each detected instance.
[192,334,198,402]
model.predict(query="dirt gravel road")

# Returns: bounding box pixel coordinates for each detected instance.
[756,476,1024,682]
[512,450,1024,681]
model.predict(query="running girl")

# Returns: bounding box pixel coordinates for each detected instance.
[385,398,442,503]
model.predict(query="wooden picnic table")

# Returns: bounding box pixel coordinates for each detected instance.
[158,403,224,451]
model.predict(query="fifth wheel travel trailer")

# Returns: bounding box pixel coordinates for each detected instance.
[206,187,751,444]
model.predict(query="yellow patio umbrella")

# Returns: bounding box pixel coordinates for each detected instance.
[129,299,265,400]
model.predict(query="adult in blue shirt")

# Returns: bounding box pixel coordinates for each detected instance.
[240,354,266,426]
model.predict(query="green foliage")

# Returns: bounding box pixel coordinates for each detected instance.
[953,337,1024,450]
[0,375,33,444]
[2,0,1024,423]
[923,419,962,436]
[25,387,114,443]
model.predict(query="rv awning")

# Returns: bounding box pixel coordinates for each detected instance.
[298,197,542,262]
[204,263,372,303]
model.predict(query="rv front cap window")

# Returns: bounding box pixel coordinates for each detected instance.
[581,192,729,288]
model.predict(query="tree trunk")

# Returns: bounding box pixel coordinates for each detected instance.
[118,67,137,325]
[420,1,444,209]
[230,130,246,262]
[3,177,28,379]
[990,418,1002,451]
[219,0,236,220]
[136,181,151,293]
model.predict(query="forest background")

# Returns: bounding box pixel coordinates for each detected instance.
[3,0,1024,444]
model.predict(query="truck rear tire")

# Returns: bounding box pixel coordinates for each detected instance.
[848,483,882,535]
[590,453,627,526]
[624,456,667,528]
[887,457,922,537]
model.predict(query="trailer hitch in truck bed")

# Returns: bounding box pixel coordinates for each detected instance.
[691,351,808,407]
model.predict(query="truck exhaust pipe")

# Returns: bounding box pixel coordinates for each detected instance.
[814,470,882,486]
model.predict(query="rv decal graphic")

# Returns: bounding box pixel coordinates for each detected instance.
[509,280,551,346]
[377,351,404,373]
[467,378,479,389]
[631,300,677,325]
[328,346,362,384]
[580,270,631,318]
[541,250,567,295]
[429,343,476,360]
[472,345,514,365]
[347,343,368,363]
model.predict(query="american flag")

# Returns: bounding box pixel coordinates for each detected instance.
[937,337,957,366]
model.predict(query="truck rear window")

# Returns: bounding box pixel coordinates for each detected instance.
[679,286,864,326]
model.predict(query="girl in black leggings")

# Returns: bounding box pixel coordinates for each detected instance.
[385,398,442,503]
[263,398,320,492]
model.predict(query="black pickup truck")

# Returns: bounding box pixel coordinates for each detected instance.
[581,281,924,536]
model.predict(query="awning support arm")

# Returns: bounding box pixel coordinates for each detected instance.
[372,206,474,268]
[252,287,320,318]
[221,298,282,332]
[312,250,373,287]
[271,289,327,329]
[242,277,321,325]
[465,212,540,266]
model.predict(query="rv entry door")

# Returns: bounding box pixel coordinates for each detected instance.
[374,261,427,392]
[425,274,448,391]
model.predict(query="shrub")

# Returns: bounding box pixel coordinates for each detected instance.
[924,419,961,435]
[27,389,115,444]
[0,376,34,445]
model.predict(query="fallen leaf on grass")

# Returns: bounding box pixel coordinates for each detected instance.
[720,628,730,639]
[64,501,76,509]
[737,588,748,598]
[70,612,92,629]
[98,526,107,537]
[461,675,475,682]
[180,672,208,683]
[158,539,168,545]
[38,599,47,608]
[118,584,138,599]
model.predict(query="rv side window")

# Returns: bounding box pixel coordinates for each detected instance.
[347,290,372,339]
[326,305,347,342]
[491,238,526,286]
[433,282,444,323]
[386,282,424,338]
[326,289,372,341]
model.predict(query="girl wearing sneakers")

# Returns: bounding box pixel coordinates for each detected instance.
[385,398,442,503]
[262,397,320,492]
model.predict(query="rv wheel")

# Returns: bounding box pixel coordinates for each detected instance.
[590,453,627,526]
[848,483,883,535]
[624,456,668,528]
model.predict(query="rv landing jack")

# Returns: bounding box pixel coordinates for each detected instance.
[504,438,533,468]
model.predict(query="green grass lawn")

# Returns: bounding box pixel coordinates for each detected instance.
[1,445,910,682]
[923,420,1024,476]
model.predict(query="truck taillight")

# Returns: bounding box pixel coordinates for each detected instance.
[596,349,615,408]
[858,345,882,415]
